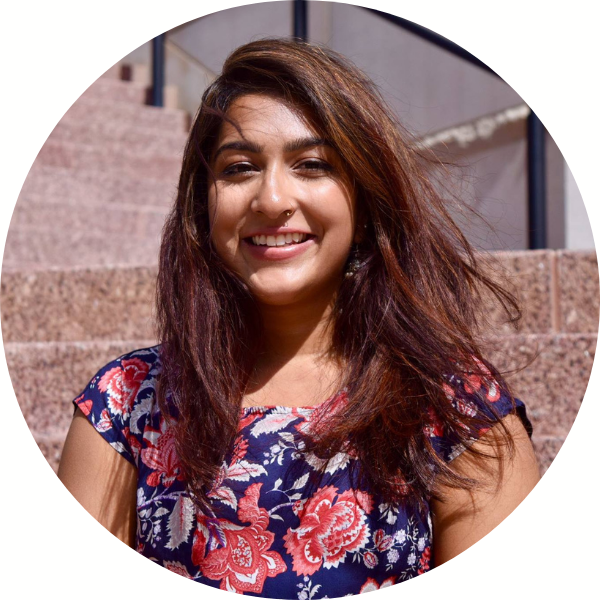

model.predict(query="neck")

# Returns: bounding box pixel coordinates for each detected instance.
[257,291,336,364]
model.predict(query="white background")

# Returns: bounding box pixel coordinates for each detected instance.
[1,0,598,597]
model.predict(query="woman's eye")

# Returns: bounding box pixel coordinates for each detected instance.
[222,163,255,176]
[297,160,332,174]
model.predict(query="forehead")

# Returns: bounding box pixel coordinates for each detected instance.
[216,94,320,145]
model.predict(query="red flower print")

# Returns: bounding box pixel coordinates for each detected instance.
[462,357,500,402]
[456,398,477,418]
[312,390,348,422]
[75,394,93,416]
[283,486,373,576]
[123,427,142,456]
[164,561,193,579]
[363,551,378,569]
[238,410,262,432]
[141,418,184,487]
[442,383,455,400]
[373,529,393,552]
[359,577,396,594]
[424,406,444,438]
[231,434,249,464]
[198,483,286,594]
[418,546,431,575]
[98,357,150,417]
[191,524,208,565]
[96,408,112,433]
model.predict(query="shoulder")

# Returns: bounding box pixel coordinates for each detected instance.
[72,345,163,466]
[88,344,161,386]
[426,359,532,464]
[76,345,162,410]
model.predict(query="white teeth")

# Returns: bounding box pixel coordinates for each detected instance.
[251,233,308,246]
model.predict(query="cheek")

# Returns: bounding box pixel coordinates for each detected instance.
[208,189,242,252]
[321,189,357,243]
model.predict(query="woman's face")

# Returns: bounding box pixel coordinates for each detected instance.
[208,94,357,307]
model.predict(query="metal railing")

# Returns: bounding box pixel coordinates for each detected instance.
[150,0,547,249]
[151,34,165,108]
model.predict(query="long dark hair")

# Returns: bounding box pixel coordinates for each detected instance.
[156,38,520,513]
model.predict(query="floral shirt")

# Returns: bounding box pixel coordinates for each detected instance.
[73,346,530,598]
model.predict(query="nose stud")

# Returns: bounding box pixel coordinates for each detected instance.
[284,209,293,217]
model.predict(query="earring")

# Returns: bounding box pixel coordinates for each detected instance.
[345,245,364,278]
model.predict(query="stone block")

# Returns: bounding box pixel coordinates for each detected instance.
[35,433,66,474]
[36,139,182,182]
[532,436,564,475]
[2,227,161,270]
[100,63,124,80]
[6,340,156,436]
[81,78,148,104]
[488,333,596,438]
[19,165,177,209]
[1,266,157,343]
[62,96,189,133]
[49,115,188,154]
[9,200,168,240]
[557,250,599,334]
[478,250,553,337]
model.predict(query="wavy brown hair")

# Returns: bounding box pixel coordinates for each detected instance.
[156,38,521,514]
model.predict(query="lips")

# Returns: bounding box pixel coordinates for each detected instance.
[242,234,315,261]
[248,232,314,247]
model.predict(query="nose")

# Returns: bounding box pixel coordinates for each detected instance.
[250,164,295,219]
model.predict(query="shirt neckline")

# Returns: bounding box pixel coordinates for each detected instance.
[240,388,347,414]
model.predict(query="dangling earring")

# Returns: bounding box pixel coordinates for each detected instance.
[345,223,368,277]
[345,245,364,278]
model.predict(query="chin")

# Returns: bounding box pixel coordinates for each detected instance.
[250,286,308,307]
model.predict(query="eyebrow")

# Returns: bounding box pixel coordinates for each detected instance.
[212,136,331,161]
[283,137,331,153]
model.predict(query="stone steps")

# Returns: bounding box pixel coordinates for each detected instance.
[482,250,599,334]
[18,166,177,209]
[100,63,124,80]
[3,69,597,480]
[489,333,596,438]
[80,78,149,104]
[6,332,593,473]
[1,266,157,343]
[62,96,188,134]
[3,251,597,342]
[9,200,169,240]
[48,118,188,154]
[2,228,162,271]
[35,138,182,181]
[6,340,156,470]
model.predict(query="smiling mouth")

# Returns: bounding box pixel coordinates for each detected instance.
[247,233,313,247]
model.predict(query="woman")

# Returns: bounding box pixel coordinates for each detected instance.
[58,39,540,597]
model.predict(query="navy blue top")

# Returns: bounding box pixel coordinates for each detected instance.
[73,345,530,598]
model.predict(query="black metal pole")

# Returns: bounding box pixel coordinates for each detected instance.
[527,112,547,249]
[152,34,165,107]
[294,0,308,41]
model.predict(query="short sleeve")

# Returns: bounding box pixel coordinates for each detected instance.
[72,350,156,467]
[428,373,533,464]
